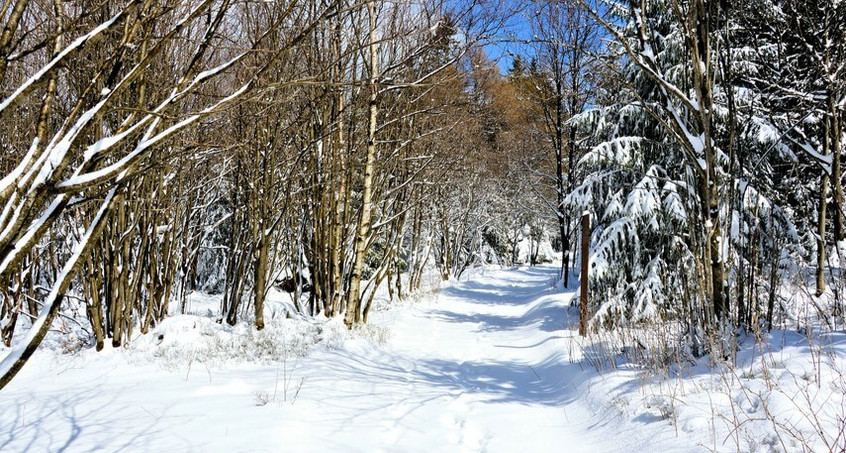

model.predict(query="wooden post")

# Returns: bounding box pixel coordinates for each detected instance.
[579,212,590,336]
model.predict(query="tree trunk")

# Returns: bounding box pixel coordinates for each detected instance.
[253,233,269,330]
[829,93,844,248]
[689,0,727,323]
[345,0,378,327]
[554,75,568,285]
[766,216,779,331]
[561,223,570,285]
[330,14,348,318]
[817,173,829,296]
[579,213,589,336]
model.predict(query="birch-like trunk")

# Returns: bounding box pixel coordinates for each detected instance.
[345,0,378,327]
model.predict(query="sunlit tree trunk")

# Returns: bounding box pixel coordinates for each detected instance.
[346,0,379,327]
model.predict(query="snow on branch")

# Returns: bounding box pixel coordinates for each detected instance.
[579,137,643,167]
[590,216,637,280]
[0,188,118,391]
[0,4,135,116]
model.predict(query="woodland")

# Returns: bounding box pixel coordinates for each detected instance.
[0,0,844,401]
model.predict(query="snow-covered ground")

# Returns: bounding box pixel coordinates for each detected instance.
[2,266,844,452]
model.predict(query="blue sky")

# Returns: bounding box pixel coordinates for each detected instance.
[485,1,532,74]
[446,0,533,74]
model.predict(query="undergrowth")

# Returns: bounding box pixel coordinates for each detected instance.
[576,313,846,452]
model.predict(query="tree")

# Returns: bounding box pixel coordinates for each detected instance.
[0,0,339,391]
[521,0,600,284]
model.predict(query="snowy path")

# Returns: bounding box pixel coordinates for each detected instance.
[283,266,599,452]
[2,266,649,452]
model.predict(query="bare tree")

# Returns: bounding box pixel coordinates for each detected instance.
[0,0,337,390]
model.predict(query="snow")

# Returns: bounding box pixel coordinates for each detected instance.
[794,139,834,172]
[0,138,38,198]
[580,136,643,166]
[2,266,844,452]
[0,194,69,277]
[0,11,123,114]
[0,188,116,381]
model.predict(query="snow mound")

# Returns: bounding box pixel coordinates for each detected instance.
[128,314,349,369]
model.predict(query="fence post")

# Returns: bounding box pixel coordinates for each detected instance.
[579,212,590,337]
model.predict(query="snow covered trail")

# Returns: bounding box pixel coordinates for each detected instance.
[283,266,598,453]
[1,266,671,452]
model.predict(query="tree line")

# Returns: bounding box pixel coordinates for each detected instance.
[0,0,518,389]
[1,0,844,388]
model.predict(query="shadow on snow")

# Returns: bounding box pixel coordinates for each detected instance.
[0,383,192,453]
[434,267,579,334]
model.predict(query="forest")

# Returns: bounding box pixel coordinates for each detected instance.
[0,1,844,446]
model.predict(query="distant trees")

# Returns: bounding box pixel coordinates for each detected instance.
[518,0,599,285]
